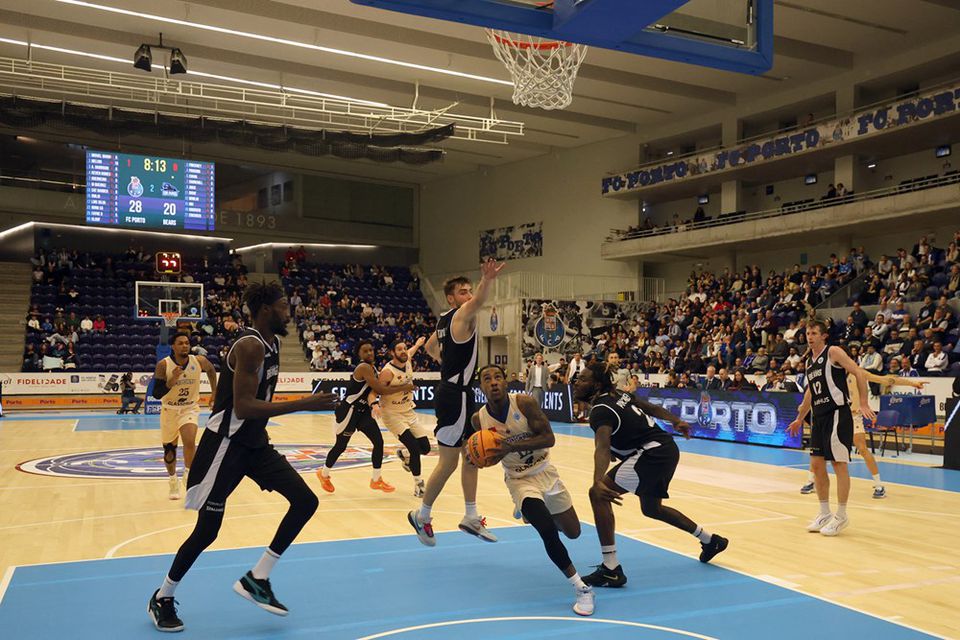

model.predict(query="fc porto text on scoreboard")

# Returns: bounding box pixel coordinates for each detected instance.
[86,151,216,231]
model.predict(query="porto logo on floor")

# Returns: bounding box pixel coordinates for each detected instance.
[17,444,390,479]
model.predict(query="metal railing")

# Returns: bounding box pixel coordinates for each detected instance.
[816,270,871,310]
[606,172,960,244]
[424,270,648,303]
[0,57,525,144]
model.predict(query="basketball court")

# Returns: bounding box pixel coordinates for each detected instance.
[2,0,960,638]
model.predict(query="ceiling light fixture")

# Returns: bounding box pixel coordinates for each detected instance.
[55,0,513,86]
[0,36,391,107]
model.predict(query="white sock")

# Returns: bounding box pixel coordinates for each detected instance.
[806,471,815,483]
[464,501,479,518]
[321,466,331,478]
[157,576,179,599]
[872,473,882,487]
[251,549,280,580]
[836,503,847,519]
[371,468,382,481]
[168,473,177,479]
[418,503,433,522]
[601,545,618,570]
[819,501,831,516]
[567,573,587,590]
[413,475,422,482]
[692,525,713,544]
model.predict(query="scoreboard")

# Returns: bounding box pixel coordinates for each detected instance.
[86,151,216,231]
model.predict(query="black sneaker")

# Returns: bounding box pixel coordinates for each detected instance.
[699,534,729,563]
[147,589,184,633]
[233,571,289,616]
[582,564,627,588]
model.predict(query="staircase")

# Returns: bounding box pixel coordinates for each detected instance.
[280,320,311,372]
[0,262,33,372]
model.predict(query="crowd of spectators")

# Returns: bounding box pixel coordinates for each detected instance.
[22,246,247,372]
[280,252,435,373]
[522,233,960,389]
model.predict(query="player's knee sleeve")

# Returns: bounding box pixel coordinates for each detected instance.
[417,436,431,455]
[163,442,177,465]
[521,498,571,572]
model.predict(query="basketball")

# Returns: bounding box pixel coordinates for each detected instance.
[466,429,504,468]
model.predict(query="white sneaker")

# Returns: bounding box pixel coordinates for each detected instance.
[413,479,425,498]
[820,515,849,537]
[573,586,595,616]
[806,513,832,532]
[168,476,181,500]
[459,515,498,542]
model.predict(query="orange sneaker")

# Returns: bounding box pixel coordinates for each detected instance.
[316,471,335,493]
[370,478,395,493]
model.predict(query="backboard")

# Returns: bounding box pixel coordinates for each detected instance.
[135,281,204,321]
[350,0,773,75]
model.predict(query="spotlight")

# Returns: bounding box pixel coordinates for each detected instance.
[133,44,152,72]
[169,48,187,75]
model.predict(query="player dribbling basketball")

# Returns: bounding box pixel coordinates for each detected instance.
[474,365,595,616]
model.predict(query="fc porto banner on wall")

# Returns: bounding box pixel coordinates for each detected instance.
[635,387,803,448]
[521,299,651,359]
[479,221,543,261]
[602,81,960,196]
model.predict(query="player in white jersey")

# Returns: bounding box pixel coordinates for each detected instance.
[151,332,218,500]
[473,364,595,617]
[373,337,432,497]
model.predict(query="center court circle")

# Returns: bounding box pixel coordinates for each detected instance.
[16,444,396,479]
[356,617,719,640]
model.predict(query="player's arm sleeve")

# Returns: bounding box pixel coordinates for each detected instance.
[151,361,170,399]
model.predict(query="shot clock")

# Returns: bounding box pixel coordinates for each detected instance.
[86,151,215,231]
[155,252,182,275]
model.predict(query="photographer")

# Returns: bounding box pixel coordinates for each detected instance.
[117,372,143,414]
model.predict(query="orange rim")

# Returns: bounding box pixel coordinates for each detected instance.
[489,31,575,50]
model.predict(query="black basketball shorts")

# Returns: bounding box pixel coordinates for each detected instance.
[434,382,476,448]
[606,438,680,499]
[810,407,853,463]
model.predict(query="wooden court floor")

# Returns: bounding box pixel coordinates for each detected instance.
[1,412,958,638]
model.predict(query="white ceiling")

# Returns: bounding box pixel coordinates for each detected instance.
[1,0,959,184]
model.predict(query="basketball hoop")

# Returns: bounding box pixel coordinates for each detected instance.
[485,28,587,111]
[161,312,179,329]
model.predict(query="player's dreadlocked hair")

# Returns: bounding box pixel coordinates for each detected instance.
[584,360,616,399]
[243,281,284,318]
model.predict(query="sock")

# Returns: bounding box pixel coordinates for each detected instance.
[168,473,177,479]
[251,549,280,580]
[371,468,382,481]
[157,576,179,599]
[601,545,618,570]
[567,572,587,590]
[806,471,815,483]
[464,501,479,518]
[819,501,831,516]
[836,503,847,519]
[418,503,433,522]
[692,525,713,544]
[413,475,422,482]
[321,466,331,478]
[872,473,882,487]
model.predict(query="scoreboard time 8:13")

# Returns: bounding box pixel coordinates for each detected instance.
[86,150,216,232]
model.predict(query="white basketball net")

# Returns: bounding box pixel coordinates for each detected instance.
[485,28,587,111]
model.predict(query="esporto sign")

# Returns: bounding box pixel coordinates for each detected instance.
[602,81,960,196]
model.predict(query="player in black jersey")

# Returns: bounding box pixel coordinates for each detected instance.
[573,361,729,588]
[408,258,504,547]
[788,319,875,537]
[147,282,338,633]
[316,340,415,494]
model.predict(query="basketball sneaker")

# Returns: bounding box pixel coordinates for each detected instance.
[168,476,181,501]
[582,564,627,588]
[370,478,396,493]
[459,515,497,542]
[573,585,595,616]
[233,571,288,616]
[148,589,184,633]
[806,513,833,532]
[413,479,425,498]
[397,449,411,473]
[819,515,849,537]
[872,486,886,499]
[799,481,815,494]
[699,534,729,563]
[408,510,436,547]
[316,471,334,493]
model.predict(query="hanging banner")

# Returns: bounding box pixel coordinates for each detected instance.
[520,299,650,360]
[602,82,960,196]
[479,221,543,261]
